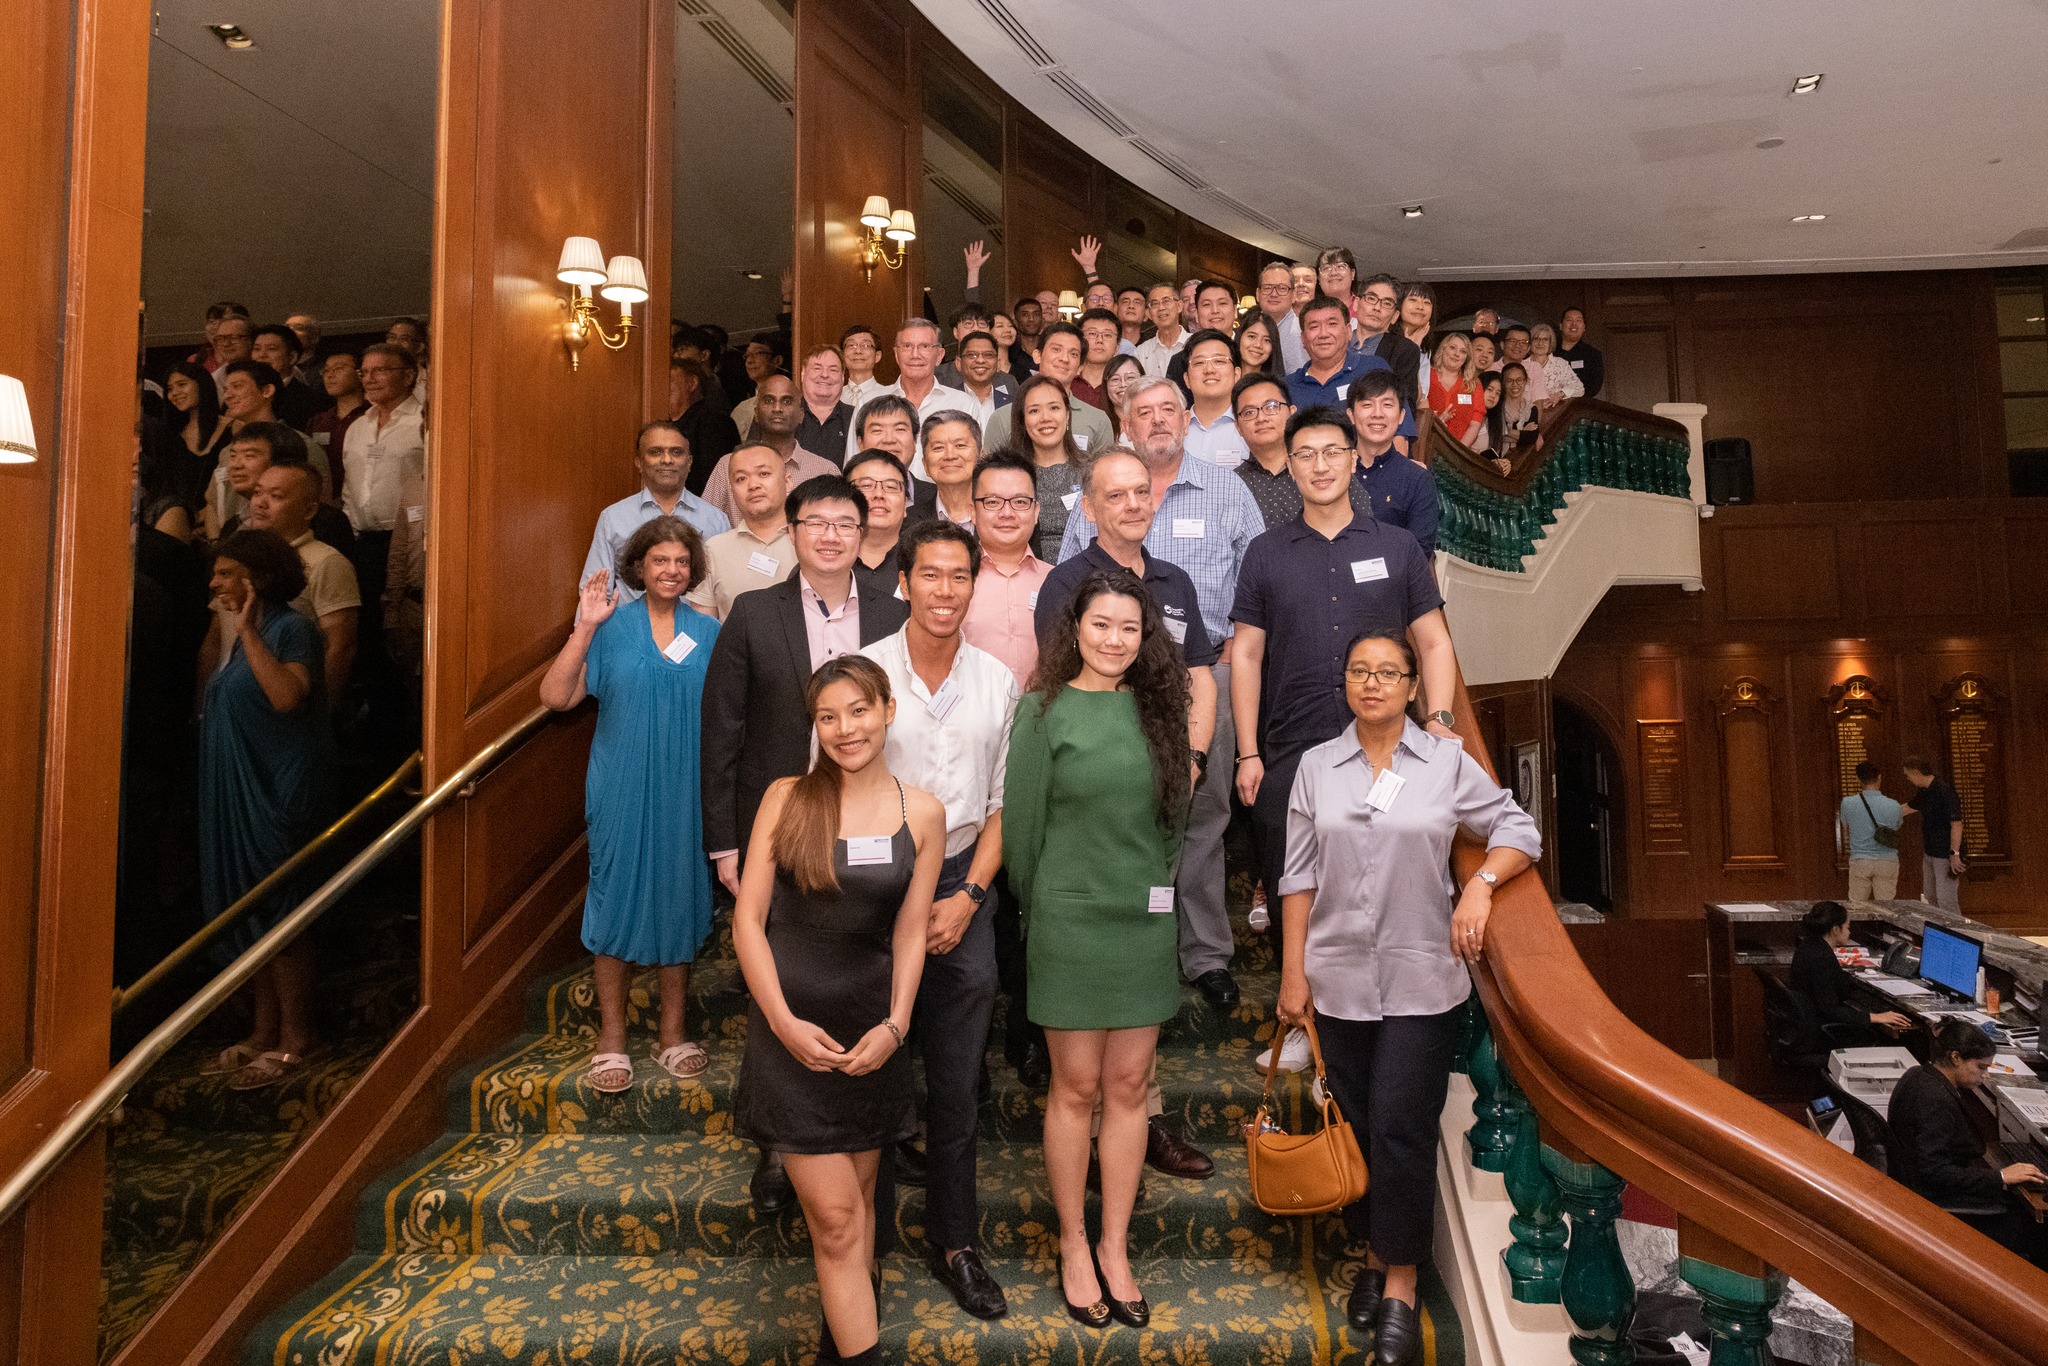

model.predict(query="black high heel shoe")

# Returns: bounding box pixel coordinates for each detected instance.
[1092,1249,1150,1329]
[1057,1253,1111,1329]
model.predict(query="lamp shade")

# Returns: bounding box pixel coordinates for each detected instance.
[859,195,892,229]
[1056,290,1082,319]
[599,254,650,304]
[885,208,917,243]
[556,236,608,287]
[0,374,36,464]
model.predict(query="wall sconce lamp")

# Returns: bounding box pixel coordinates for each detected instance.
[0,375,37,464]
[557,236,649,371]
[858,196,916,283]
[1056,290,1083,321]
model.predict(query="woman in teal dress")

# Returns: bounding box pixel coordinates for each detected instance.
[200,529,331,1091]
[1004,568,1190,1330]
[541,515,719,1093]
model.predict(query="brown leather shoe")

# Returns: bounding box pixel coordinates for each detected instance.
[1144,1116,1214,1179]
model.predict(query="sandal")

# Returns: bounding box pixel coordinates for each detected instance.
[587,1051,634,1094]
[654,1042,708,1081]
[227,1050,305,1091]
[203,1042,263,1076]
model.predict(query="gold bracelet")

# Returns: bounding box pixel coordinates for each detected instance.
[880,1019,904,1045]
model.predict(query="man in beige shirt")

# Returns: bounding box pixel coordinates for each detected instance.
[237,462,360,713]
[688,445,796,619]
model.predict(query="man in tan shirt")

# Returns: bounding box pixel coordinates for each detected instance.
[238,462,360,713]
[687,445,795,619]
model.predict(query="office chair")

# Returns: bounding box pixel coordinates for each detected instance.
[1757,968,1832,1077]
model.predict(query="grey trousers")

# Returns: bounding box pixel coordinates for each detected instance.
[1921,855,1962,914]
[1176,660,1234,979]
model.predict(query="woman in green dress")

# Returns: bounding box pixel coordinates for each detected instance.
[1003,568,1190,1330]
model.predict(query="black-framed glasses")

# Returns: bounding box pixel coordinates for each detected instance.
[850,477,905,496]
[1288,444,1355,466]
[973,494,1039,513]
[1344,666,1414,685]
[794,517,860,537]
[1235,398,1291,421]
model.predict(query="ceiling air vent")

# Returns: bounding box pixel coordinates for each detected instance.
[973,0,1056,68]
[1128,138,1208,191]
[680,1,793,111]
[1044,70,1134,138]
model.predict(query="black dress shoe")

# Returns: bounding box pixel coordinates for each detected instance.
[1144,1116,1215,1180]
[931,1247,1008,1320]
[1058,1254,1111,1329]
[1345,1266,1385,1332]
[892,1137,928,1188]
[1373,1296,1422,1366]
[1192,969,1239,1008]
[1092,1249,1150,1328]
[751,1149,794,1215]
[1017,1041,1051,1090]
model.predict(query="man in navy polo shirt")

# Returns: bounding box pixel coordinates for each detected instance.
[1229,406,1460,1067]
[1284,294,1390,412]
[1346,371,1438,556]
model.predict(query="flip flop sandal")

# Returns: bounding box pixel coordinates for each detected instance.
[654,1042,709,1081]
[203,1043,263,1075]
[227,1050,306,1091]
[587,1051,634,1094]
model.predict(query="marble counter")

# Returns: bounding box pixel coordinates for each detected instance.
[1709,899,2048,1000]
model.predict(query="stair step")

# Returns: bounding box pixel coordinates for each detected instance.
[253,1249,1375,1366]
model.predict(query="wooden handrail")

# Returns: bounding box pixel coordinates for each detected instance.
[1442,677,2048,1364]
[1414,396,1692,496]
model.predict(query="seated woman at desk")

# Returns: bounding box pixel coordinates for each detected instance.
[1889,1018,2047,1268]
[1791,901,1912,1048]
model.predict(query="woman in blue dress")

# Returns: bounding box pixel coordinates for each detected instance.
[541,515,720,1092]
[199,529,330,1091]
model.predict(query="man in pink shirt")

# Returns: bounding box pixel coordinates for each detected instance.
[962,452,1051,686]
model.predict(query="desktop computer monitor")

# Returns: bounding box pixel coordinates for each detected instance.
[1918,923,1982,999]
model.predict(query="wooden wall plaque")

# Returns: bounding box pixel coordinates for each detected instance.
[1716,677,1784,868]
[1936,673,2008,866]
[1827,675,1889,868]
[1638,720,1689,854]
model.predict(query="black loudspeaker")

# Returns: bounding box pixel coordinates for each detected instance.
[1704,437,1753,505]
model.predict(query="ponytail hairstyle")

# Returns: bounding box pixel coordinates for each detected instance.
[1798,900,1849,941]
[771,655,895,894]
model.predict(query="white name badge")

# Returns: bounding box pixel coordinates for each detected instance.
[1147,886,1175,914]
[927,676,962,723]
[746,550,781,577]
[1163,616,1187,644]
[1172,518,1205,539]
[1074,432,1092,451]
[1365,767,1406,812]
[1062,489,1079,511]
[662,632,697,664]
[1352,558,1389,583]
[1569,358,1585,369]
[845,835,895,866]
[1028,590,1039,608]
[894,584,907,600]
[1455,393,1472,405]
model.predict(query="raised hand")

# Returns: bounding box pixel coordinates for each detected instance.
[963,240,991,284]
[1070,234,1102,275]
[579,569,618,627]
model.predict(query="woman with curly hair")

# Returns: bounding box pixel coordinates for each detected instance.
[1002,569,1191,1331]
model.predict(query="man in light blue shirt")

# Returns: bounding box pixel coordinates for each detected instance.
[1838,761,1903,901]
[582,420,730,599]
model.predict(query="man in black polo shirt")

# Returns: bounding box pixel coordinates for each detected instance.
[1233,373,1302,530]
[1347,371,1439,555]
[1902,755,1967,913]
[1229,406,1460,1066]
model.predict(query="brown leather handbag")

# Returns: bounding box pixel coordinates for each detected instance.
[1245,1017,1369,1215]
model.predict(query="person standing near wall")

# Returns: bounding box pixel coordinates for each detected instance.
[1902,755,1966,913]
[1837,761,1903,901]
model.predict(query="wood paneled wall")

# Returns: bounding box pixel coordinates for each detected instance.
[1551,500,2048,927]
[1431,271,2008,504]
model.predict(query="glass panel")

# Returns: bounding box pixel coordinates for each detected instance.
[1994,286,2047,338]
[2004,396,2048,450]
[921,58,1004,329]
[2000,340,2048,394]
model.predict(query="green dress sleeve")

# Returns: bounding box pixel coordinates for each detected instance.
[1001,691,1053,928]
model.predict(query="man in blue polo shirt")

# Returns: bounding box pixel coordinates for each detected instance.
[1346,371,1438,556]
[1285,294,1390,412]
[581,420,731,599]
[1229,405,1460,1071]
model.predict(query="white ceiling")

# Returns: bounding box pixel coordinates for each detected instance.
[912,0,2048,278]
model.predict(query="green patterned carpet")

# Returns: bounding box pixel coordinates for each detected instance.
[246,874,1463,1365]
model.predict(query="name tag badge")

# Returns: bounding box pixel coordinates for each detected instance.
[1074,432,1092,451]
[746,550,781,577]
[1365,767,1406,813]
[1569,358,1585,369]
[1352,558,1389,583]
[894,583,907,600]
[1172,517,1205,539]
[662,632,697,664]
[1147,886,1175,914]
[1163,616,1187,645]
[1061,489,1079,511]
[406,505,424,522]
[1028,589,1039,608]
[927,676,962,723]
[845,835,894,866]
[1335,383,1350,401]
[1455,393,1472,405]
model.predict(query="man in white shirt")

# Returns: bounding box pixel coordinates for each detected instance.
[1134,283,1188,378]
[688,445,794,619]
[1182,331,1249,468]
[840,324,885,410]
[951,331,1010,433]
[845,318,974,475]
[1255,261,1309,373]
[340,341,426,749]
[921,412,982,529]
[860,518,1018,1323]
[1114,287,1148,355]
[583,421,730,600]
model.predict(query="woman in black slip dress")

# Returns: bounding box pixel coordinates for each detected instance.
[734,655,946,1366]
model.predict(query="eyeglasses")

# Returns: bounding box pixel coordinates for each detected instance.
[973,495,1039,513]
[1345,666,1414,685]
[1236,398,1291,421]
[794,517,861,537]
[357,366,408,378]
[1288,444,1355,466]
[850,477,905,496]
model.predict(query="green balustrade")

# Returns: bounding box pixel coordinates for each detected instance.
[1464,1008,1514,1171]
[1499,1069,1566,1303]
[1678,1253,1786,1366]
[1541,1145,1636,1366]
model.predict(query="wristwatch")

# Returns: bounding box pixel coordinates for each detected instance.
[1471,871,1499,889]
[961,882,989,906]
[1429,709,1457,728]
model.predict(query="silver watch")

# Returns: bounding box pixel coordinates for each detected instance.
[1429,709,1456,728]
[1471,870,1499,889]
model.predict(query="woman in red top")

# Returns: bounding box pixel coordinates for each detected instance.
[1425,333,1486,445]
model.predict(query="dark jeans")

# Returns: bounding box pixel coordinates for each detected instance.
[1314,1002,1465,1266]
[875,846,997,1254]
[348,529,418,766]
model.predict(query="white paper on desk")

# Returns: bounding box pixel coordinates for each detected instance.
[2008,1090,2048,1124]
[1718,902,1784,915]
[1866,977,1929,998]
[1990,1053,2036,1078]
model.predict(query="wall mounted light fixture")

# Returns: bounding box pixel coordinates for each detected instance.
[0,375,37,464]
[858,196,916,283]
[1055,290,1082,322]
[557,236,648,371]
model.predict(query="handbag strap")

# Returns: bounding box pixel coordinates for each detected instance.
[1858,792,1889,830]
[1259,1014,1335,1097]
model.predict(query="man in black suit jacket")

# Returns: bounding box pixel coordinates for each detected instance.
[1350,273,1422,404]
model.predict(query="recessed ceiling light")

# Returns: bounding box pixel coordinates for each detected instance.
[1791,213,1827,222]
[1790,73,1823,95]
[207,22,255,49]
[1401,206,1424,219]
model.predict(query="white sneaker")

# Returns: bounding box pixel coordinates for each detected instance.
[1247,887,1270,932]
[1310,1074,1328,1108]
[1255,1027,1311,1074]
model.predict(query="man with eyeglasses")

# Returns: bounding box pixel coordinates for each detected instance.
[702,374,838,524]
[847,449,916,595]
[950,331,1012,432]
[701,472,908,1219]
[582,421,730,602]
[1114,286,1149,354]
[308,348,367,499]
[844,318,973,476]
[961,452,1049,686]
[209,316,256,399]
[1229,406,1458,1074]
[1073,309,1122,413]
[1350,274,1421,410]
[1178,330,1249,469]
[1231,375,1304,529]
[1255,261,1309,373]
[981,323,1115,457]
[1346,372,1438,556]
[336,341,425,754]
[1134,282,1189,379]
[687,445,795,621]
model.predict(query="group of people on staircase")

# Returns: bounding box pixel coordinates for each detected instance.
[542,277,1549,1363]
